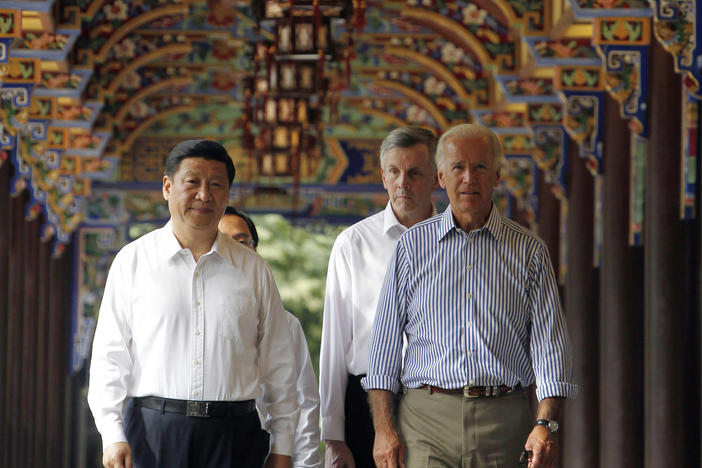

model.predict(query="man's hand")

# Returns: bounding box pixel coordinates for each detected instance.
[324,439,356,468]
[524,425,557,468]
[264,453,292,468]
[102,441,132,468]
[368,389,405,468]
[373,426,405,468]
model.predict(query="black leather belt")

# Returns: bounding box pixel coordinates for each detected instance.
[134,396,256,418]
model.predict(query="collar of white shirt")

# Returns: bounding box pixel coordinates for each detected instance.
[157,221,240,266]
[382,201,438,235]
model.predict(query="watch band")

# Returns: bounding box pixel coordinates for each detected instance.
[535,418,559,433]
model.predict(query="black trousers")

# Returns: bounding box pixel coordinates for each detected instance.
[344,374,376,468]
[124,398,270,468]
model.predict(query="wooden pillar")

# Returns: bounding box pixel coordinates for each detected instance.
[537,169,560,273]
[599,94,644,467]
[562,142,599,468]
[20,215,40,467]
[644,38,699,467]
[33,229,51,468]
[0,162,8,468]
[5,189,27,468]
[47,244,72,467]
[35,235,51,467]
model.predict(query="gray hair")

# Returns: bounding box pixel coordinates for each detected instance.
[379,126,438,171]
[435,124,504,170]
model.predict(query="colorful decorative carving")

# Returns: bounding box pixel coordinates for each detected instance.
[560,92,605,175]
[557,66,604,91]
[527,103,563,125]
[629,132,646,246]
[681,86,697,219]
[473,110,526,129]
[527,37,601,64]
[594,17,651,135]
[499,76,559,102]
[652,0,702,98]
[503,0,546,34]
[502,155,538,229]
[532,125,568,199]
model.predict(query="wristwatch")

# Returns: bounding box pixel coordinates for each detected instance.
[535,418,559,434]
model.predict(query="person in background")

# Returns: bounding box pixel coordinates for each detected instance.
[319,127,439,467]
[219,206,323,468]
[363,124,578,468]
[88,139,297,468]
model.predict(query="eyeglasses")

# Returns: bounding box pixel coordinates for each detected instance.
[233,235,255,249]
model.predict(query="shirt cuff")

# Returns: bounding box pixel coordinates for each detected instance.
[361,375,400,394]
[535,381,579,401]
[270,430,296,456]
[321,416,345,442]
[100,423,127,452]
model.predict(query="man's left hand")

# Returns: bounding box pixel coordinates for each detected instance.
[264,453,292,468]
[524,425,557,467]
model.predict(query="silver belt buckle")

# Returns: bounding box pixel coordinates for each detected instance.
[186,401,210,418]
[463,386,480,399]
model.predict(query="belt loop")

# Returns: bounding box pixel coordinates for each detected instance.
[428,385,433,395]
[160,398,166,414]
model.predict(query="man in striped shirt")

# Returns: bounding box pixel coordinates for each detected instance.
[363,124,577,468]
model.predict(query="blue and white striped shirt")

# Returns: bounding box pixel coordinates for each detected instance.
[362,204,578,401]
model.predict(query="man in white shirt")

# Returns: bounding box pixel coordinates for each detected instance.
[88,139,297,468]
[319,127,438,467]
[219,207,323,468]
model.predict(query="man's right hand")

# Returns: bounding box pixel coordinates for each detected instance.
[102,441,132,468]
[373,427,405,468]
[324,439,356,468]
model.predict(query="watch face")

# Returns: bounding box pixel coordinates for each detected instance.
[549,420,559,433]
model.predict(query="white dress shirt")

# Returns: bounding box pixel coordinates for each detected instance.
[87,222,298,455]
[259,313,322,468]
[319,202,408,441]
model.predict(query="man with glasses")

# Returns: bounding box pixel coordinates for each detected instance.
[219,207,323,468]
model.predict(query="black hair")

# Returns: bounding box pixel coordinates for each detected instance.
[223,206,259,248]
[164,139,235,185]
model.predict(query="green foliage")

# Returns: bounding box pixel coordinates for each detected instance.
[252,214,347,376]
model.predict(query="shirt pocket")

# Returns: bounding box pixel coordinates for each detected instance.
[217,294,257,346]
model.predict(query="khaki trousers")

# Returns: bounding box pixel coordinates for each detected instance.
[398,388,532,468]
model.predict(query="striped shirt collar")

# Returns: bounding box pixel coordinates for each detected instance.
[438,202,502,243]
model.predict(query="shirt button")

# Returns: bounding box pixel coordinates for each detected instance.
[195,300,201,306]
[467,351,473,358]
[194,272,199,278]
[194,360,200,366]
[469,379,475,385]
[467,293,472,300]
[195,330,201,336]
[467,321,471,327]
[467,264,472,271]
[193,390,199,396]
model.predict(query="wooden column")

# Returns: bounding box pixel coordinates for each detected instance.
[562,143,599,468]
[599,94,644,467]
[537,169,560,273]
[0,162,8,468]
[537,169,563,468]
[644,38,699,467]
[5,189,27,468]
[47,243,72,467]
[20,215,41,467]
[35,235,51,467]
